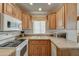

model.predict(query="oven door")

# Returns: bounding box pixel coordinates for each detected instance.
[16,40,28,56]
[20,45,27,56]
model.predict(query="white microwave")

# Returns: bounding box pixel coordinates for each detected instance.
[0,13,22,31]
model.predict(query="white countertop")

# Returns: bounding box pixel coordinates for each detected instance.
[50,37,79,48]
[19,36,79,48]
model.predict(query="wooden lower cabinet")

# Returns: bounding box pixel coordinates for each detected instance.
[28,40,51,56]
[57,48,79,56]
[28,39,79,56]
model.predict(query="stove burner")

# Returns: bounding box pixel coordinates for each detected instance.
[0,39,25,47]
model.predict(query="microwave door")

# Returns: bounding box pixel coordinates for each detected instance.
[7,21,11,28]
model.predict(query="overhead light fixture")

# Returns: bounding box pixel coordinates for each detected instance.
[29,3,33,5]
[48,3,51,5]
[38,8,42,11]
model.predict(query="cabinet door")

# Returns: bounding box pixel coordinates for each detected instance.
[18,9,22,20]
[28,45,40,56]
[21,12,31,29]
[21,12,28,29]
[64,4,77,30]
[12,5,17,18]
[48,14,56,29]
[4,4,13,16]
[0,3,3,13]
[28,40,51,56]
[24,14,28,29]
[57,48,71,56]
[41,45,51,56]
[56,6,65,29]
[28,44,51,56]
[57,48,79,56]
[48,14,51,29]
[22,12,25,29]
[27,15,32,29]
[50,14,56,29]
[15,7,21,19]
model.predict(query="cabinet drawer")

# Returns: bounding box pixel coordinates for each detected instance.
[29,40,51,45]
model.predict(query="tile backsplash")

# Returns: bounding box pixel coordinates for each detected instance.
[23,29,56,34]
[0,31,20,36]
[0,31,20,44]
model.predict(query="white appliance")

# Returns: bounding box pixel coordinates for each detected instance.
[0,38,28,56]
[16,40,27,56]
[0,13,22,31]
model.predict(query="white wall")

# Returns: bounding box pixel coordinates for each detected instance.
[0,31,20,44]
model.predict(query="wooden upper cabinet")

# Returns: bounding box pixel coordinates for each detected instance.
[27,15,32,29]
[22,12,25,29]
[48,14,56,29]
[56,5,65,29]
[4,4,13,16]
[22,12,28,29]
[12,4,22,20]
[12,5,18,18]
[21,11,32,29]
[18,9,22,20]
[64,4,77,30]
[15,7,22,20]
[0,3,3,13]
[0,3,21,20]
[0,3,32,30]
[24,14,28,29]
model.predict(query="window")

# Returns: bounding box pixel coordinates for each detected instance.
[33,21,46,34]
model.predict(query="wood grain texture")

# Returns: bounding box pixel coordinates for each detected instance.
[4,4,13,16]
[0,3,31,30]
[48,14,56,29]
[64,3,77,30]
[0,3,3,13]
[57,48,79,56]
[56,5,65,29]
[28,40,51,56]
[21,12,32,29]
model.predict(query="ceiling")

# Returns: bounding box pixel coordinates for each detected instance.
[16,3,64,15]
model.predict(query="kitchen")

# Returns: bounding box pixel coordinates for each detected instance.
[0,3,79,56]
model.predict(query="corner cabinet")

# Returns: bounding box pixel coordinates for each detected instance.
[47,14,56,30]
